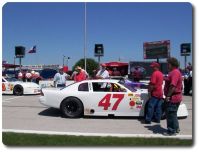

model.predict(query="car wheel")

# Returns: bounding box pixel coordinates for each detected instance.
[61,97,84,118]
[13,85,23,96]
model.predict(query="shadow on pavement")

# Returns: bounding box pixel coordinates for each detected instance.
[38,107,62,117]
[144,124,167,134]
[38,108,142,120]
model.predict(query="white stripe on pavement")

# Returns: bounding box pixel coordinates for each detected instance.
[2,129,192,139]
[2,96,24,103]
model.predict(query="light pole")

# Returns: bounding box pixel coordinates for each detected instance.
[66,57,70,67]
[84,2,87,71]
[63,55,65,67]
[14,56,16,72]
[63,55,70,67]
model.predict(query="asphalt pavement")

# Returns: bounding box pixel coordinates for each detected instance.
[2,94,193,139]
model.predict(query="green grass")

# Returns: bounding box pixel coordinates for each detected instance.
[2,132,192,146]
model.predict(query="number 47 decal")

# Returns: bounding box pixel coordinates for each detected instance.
[98,94,124,110]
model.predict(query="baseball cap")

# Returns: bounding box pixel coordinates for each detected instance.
[76,66,82,70]
[59,66,63,70]
[150,62,160,68]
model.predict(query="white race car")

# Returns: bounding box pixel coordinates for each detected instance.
[39,79,188,118]
[2,77,41,96]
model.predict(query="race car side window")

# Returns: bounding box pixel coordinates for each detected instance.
[78,83,89,92]
[92,82,127,92]
[92,82,104,92]
[111,83,127,92]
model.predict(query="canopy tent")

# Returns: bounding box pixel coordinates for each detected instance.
[100,62,128,76]
[101,62,128,67]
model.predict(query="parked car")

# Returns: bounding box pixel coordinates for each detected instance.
[2,76,41,96]
[39,79,188,118]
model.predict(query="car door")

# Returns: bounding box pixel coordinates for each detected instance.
[85,81,142,116]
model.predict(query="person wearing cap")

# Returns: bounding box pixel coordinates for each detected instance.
[73,66,87,82]
[163,57,182,136]
[18,71,23,80]
[53,67,69,87]
[25,70,32,82]
[132,66,141,82]
[95,65,109,79]
[112,67,121,76]
[32,71,43,84]
[145,62,163,124]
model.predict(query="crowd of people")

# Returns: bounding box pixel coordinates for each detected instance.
[17,70,42,84]
[53,65,110,88]
[182,62,192,95]
[15,64,110,87]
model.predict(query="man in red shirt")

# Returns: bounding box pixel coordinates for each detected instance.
[74,66,87,82]
[163,57,182,136]
[145,62,163,124]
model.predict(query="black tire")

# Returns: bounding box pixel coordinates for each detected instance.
[61,97,84,118]
[13,85,23,96]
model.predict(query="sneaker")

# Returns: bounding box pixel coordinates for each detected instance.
[176,128,180,134]
[153,120,160,123]
[145,120,151,124]
[163,131,176,136]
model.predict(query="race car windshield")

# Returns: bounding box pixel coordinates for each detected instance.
[120,83,137,92]
[118,78,148,90]
[5,77,19,82]
[118,79,137,92]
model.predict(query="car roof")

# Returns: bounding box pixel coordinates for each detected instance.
[77,79,119,83]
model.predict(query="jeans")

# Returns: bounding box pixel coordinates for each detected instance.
[145,97,163,122]
[166,102,180,133]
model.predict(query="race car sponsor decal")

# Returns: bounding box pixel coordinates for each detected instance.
[129,100,136,107]
[134,94,141,97]
[135,100,144,109]
[98,94,124,110]
[136,105,142,109]
[8,84,14,91]
[136,100,142,105]
[129,96,143,109]
[2,83,6,91]
[128,93,134,96]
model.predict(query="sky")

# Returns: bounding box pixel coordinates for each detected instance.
[2,2,192,69]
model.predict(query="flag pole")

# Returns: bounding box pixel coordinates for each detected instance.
[84,2,87,71]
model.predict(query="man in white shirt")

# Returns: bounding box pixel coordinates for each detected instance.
[96,66,110,79]
[53,67,69,87]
